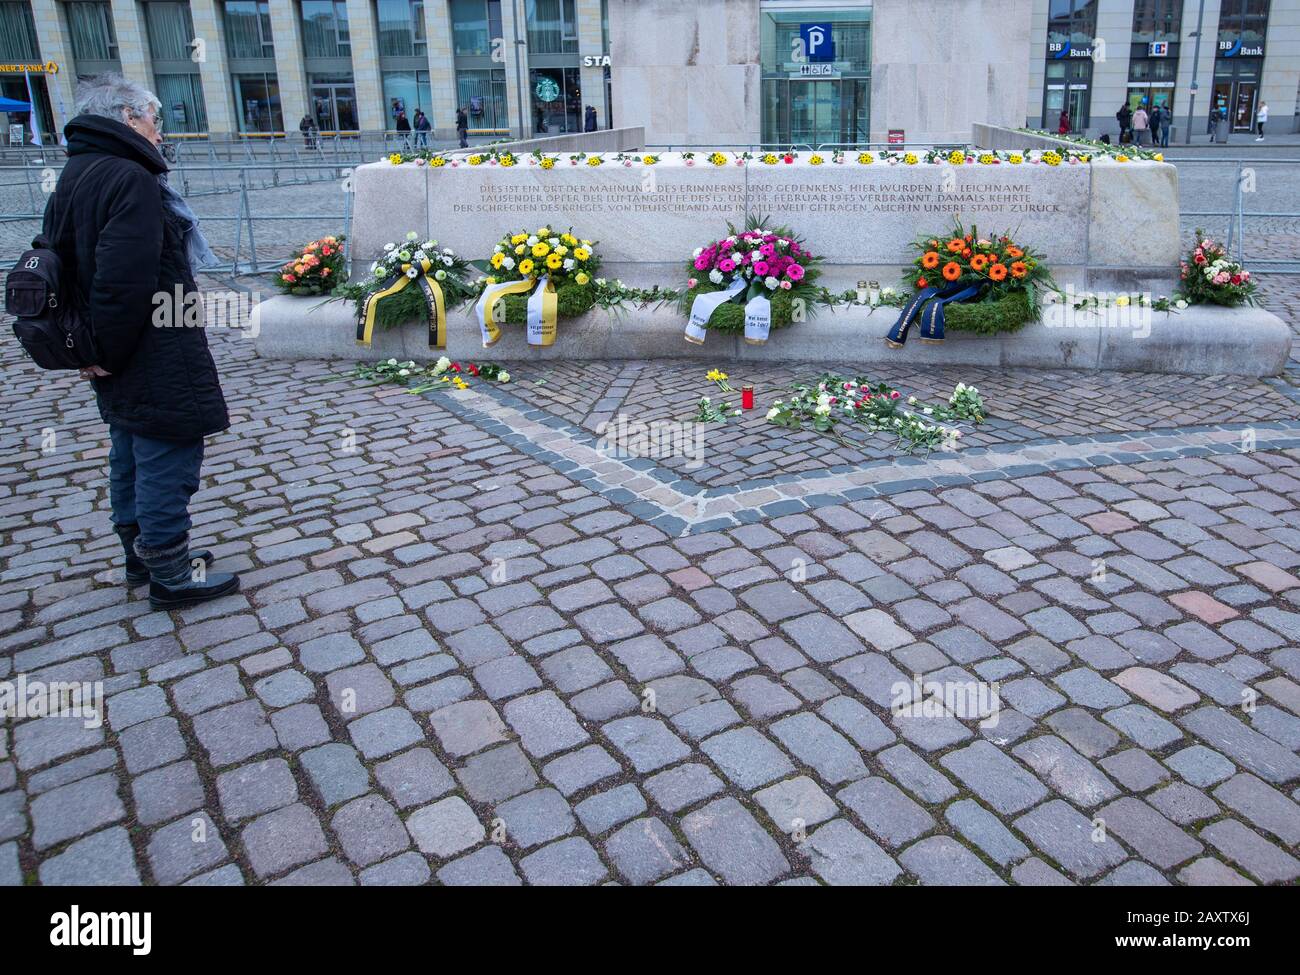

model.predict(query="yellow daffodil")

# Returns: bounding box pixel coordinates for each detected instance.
[706,369,729,382]
[1042,150,1062,166]
[1008,153,1023,164]
[468,154,483,165]
[857,152,874,164]
[904,152,918,165]
[810,154,824,165]
[540,157,555,169]
[389,153,403,165]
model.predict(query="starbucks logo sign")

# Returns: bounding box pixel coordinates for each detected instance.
[533,77,561,102]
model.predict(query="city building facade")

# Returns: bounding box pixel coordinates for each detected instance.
[0,0,1296,143]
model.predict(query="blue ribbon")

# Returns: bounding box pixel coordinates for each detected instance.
[885,282,982,346]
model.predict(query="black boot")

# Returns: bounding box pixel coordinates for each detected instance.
[116,523,213,586]
[136,533,238,609]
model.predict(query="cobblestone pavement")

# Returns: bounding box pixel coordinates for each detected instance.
[3,278,1300,887]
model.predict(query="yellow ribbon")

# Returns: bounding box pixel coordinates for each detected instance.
[357,257,446,349]
[477,277,536,347]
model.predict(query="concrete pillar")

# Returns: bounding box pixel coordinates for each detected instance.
[871,0,1030,145]
[501,0,527,139]
[29,0,77,135]
[423,0,457,139]
[110,0,154,90]
[268,0,308,132]
[575,0,606,129]
[1090,0,1136,139]
[344,0,384,132]
[1174,0,1223,141]
[1259,0,1299,132]
[1027,0,1048,128]
[190,0,236,136]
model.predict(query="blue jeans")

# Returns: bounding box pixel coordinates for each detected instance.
[108,426,204,551]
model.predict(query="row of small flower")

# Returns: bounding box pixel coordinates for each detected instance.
[384,146,1150,168]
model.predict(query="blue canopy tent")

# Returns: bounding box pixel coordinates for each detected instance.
[0,96,32,113]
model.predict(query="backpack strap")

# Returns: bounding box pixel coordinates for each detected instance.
[37,156,115,252]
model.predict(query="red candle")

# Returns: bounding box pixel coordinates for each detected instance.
[742,385,754,410]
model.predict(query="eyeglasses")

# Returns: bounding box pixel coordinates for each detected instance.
[131,111,164,130]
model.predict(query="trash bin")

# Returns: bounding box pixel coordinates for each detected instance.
[1214,117,1230,143]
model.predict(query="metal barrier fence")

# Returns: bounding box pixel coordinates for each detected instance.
[0,161,356,278]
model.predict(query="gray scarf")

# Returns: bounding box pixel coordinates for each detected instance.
[158,175,218,276]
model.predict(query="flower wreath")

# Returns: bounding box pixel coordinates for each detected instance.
[473,227,601,347]
[886,222,1057,345]
[678,221,823,346]
[332,231,475,350]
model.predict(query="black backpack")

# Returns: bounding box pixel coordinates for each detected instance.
[6,157,110,370]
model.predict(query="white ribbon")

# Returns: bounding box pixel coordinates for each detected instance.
[685,277,747,345]
[744,293,772,345]
[527,274,550,346]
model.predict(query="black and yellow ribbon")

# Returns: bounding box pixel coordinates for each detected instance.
[356,256,446,349]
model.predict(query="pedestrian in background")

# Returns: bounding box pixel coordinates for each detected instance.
[1131,104,1149,146]
[1256,101,1268,141]
[456,105,468,148]
[414,108,431,148]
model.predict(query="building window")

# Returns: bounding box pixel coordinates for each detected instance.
[145,2,198,62]
[451,0,501,57]
[1131,0,1181,43]
[232,72,282,131]
[377,0,425,56]
[301,0,351,58]
[528,65,579,133]
[224,1,275,59]
[381,69,429,127]
[0,1,38,60]
[63,2,118,62]
[456,67,506,131]
[526,0,578,56]
[155,73,207,132]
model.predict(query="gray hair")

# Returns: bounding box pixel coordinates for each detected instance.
[74,74,160,124]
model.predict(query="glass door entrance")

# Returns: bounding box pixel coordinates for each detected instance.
[311,81,358,132]
[762,77,868,147]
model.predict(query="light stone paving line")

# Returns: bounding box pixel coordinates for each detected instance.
[445,385,1300,534]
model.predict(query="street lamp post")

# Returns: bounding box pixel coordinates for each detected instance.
[1185,0,1206,145]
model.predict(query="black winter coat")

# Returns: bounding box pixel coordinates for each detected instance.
[51,114,228,441]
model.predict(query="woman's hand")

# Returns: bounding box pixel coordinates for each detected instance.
[79,365,111,379]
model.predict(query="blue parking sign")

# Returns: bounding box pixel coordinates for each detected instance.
[800,23,835,63]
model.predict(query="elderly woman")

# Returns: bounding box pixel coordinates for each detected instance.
[53,74,237,608]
